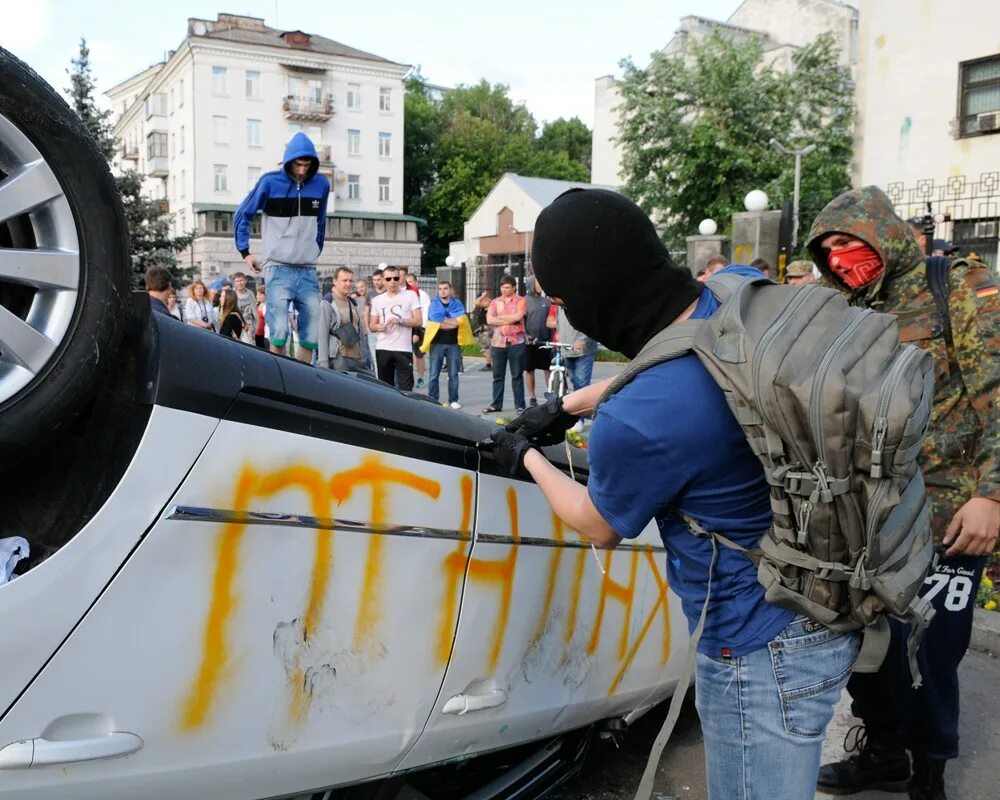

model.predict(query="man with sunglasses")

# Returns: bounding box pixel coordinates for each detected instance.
[369,266,422,389]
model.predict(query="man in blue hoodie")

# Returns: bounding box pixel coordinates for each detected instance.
[234,133,330,363]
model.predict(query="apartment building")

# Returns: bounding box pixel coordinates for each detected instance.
[108,13,422,282]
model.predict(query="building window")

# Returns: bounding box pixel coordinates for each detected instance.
[181,169,186,198]
[347,174,360,199]
[146,131,167,159]
[246,70,260,99]
[213,116,228,145]
[378,176,391,202]
[180,125,185,153]
[248,166,261,188]
[212,66,227,96]
[214,164,228,192]
[347,83,361,110]
[246,118,262,147]
[169,89,174,113]
[179,210,186,233]
[210,211,231,233]
[379,87,391,112]
[378,132,391,158]
[348,129,361,155]
[959,56,1000,136]
[144,93,167,118]
[178,79,184,106]
[171,132,176,157]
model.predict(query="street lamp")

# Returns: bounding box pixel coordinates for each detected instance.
[445,255,455,268]
[698,218,718,236]
[744,190,769,261]
[770,139,816,251]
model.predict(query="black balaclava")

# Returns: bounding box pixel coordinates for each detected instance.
[531,189,702,359]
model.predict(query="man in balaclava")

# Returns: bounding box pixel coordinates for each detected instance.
[488,189,861,799]
[808,186,1000,800]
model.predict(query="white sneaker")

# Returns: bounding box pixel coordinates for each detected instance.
[449,402,462,410]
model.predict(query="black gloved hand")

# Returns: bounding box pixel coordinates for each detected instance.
[504,395,577,447]
[485,429,537,478]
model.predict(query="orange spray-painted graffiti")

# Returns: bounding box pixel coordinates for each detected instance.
[180,455,672,731]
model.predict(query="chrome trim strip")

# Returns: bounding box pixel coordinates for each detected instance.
[168,506,471,542]
[474,533,666,553]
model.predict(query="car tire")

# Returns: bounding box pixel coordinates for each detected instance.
[0,47,130,456]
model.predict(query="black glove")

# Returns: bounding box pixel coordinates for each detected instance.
[504,395,577,447]
[485,429,536,478]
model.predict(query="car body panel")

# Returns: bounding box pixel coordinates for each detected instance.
[398,473,683,772]
[0,416,477,799]
[0,406,217,719]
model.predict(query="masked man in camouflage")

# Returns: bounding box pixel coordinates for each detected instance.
[807,186,1000,800]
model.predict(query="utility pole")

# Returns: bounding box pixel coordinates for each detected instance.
[770,139,817,251]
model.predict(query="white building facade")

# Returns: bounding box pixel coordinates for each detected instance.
[853,0,1000,268]
[108,13,422,284]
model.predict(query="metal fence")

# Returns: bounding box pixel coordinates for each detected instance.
[886,172,1000,270]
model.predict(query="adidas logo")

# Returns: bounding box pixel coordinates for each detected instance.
[311,199,320,209]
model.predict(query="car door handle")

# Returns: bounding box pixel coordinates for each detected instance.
[441,689,507,715]
[0,732,144,769]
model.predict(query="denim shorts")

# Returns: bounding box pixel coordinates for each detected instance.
[695,615,860,799]
[262,264,320,349]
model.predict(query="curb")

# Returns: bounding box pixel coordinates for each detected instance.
[971,608,1000,657]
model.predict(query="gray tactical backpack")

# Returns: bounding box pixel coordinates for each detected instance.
[599,273,937,800]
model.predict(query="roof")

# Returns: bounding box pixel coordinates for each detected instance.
[187,16,408,68]
[503,173,619,208]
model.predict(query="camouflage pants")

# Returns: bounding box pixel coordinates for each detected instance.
[477,328,492,360]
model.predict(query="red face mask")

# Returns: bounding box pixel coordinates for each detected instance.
[828,242,883,289]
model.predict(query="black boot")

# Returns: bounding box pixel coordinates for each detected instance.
[816,725,911,795]
[909,753,947,800]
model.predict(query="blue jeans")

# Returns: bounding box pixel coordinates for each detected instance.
[566,352,595,391]
[696,616,860,799]
[262,263,320,350]
[490,343,526,410]
[429,343,460,404]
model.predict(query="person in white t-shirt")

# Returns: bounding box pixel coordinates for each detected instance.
[184,280,216,332]
[369,265,422,389]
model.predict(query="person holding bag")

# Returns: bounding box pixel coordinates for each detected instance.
[318,266,370,373]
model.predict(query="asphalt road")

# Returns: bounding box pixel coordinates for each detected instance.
[407,354,625,418]
[548,649,1000,800]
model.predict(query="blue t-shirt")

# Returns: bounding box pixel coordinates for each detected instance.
[588,266,794,657]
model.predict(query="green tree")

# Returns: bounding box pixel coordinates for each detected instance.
[403,77,592,268]
[66,37,116,161]
[66,38,194,287]
[617,31,853,250]
[538,117,592,175]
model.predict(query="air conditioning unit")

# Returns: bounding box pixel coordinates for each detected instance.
[977,111,1000,132]
[207,264,220,275]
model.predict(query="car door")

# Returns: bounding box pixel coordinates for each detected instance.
[398,462,685,772]
[0,396,478,800]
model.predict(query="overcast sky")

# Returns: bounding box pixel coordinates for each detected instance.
[3,0,739,127]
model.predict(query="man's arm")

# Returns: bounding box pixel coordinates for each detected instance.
[234,176,269,267]
[943,264,1000,555]
[315,181,330,252]
[522,450,621,548]
[486,300,500,327]
[439,317,460,329]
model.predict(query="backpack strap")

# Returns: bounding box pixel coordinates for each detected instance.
[595,320,703,410]
[925,256,959,375]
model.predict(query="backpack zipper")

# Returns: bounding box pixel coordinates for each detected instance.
[809,309,873,463]
[870,346,923,478]
[751,285,817,459]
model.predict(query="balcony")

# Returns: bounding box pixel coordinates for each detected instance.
[282,94,334,122]
[147,157,169,177]
[315,144,333,164]
[121,143,139,162]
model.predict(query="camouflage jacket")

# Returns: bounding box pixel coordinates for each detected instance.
[808,186,1000,534]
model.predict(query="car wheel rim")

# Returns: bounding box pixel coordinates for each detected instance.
[0,111,81,406]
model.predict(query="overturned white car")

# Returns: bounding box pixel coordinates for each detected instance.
[0,47,685,799]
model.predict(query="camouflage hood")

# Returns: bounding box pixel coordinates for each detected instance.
[806,186,924,302]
